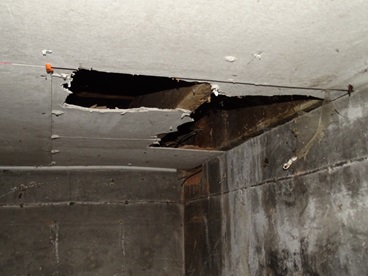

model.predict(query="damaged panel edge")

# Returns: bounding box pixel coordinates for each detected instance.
[155,95,323,150]
[60,103,194,114]
[54,68,328,152]
[63,69,209,110]
[180,78,348,99]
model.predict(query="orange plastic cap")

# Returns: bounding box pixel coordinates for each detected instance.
[45,63,54,74]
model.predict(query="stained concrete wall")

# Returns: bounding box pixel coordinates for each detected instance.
[0,168,184,275]
[185,88,368,275]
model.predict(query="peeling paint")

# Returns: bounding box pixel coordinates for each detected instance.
[181,113,191,119]
[63,86,73,94]
[225,56,237,62]
[52,73,73,91]
[61,103,193,115]
[42,49,53,56]
[52,110,65,117]
[211,84,220,96]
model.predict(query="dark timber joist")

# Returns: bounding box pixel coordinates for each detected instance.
[159,96,321,150]
[129,83,212,111]
[192,98,321,150]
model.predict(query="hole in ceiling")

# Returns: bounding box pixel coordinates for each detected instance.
[64,69,202,109]
[154,94,322,150]
[64,69,322,151]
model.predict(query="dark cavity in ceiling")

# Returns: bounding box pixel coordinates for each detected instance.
[64,69,321,151]
[65,69,196,109]
[156,94,321,150]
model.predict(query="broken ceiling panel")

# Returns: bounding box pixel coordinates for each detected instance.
[53,71,327,158]
[64,69,201,109]
[62,69,212,111]
[49,77,220,169]
[52,106,192,140]
[51,73,195,142]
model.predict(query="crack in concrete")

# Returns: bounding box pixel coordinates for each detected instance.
[0,181,43,199]
[49,223,60,274]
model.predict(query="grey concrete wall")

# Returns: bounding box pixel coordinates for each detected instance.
[185,88,368,275]
[184,157,226,276]
[0,168,184,276]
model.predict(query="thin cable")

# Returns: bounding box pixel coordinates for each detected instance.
[2,62,349,92]
[179,77,348,92]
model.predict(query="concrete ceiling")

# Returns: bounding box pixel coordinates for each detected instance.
[0,0,367,168]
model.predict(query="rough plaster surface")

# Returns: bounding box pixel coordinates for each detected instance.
[1,1,367,167]
[1,0,367,91]
[185,88,368,275]
[0,66,51,165]
[0,168,184,275]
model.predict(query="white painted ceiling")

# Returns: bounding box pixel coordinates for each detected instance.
[0,0,367,168]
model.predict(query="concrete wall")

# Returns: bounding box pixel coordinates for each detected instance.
[185,88,368,275]
[3,89,368,276]
[0,168,184,275]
